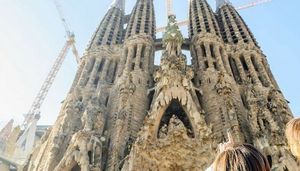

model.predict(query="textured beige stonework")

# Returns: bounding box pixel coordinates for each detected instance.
[20,0,299,170]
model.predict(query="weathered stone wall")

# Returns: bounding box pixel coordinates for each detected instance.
[21,0,299,170]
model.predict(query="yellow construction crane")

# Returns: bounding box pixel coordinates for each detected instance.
[235,0,272,10]
[157,0,273,33]
[54,0,81,63]
[21,0,81,129]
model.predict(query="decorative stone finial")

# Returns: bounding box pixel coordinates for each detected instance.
[111,0,125,11]
[162,15,184,56]
[216,0,231,9]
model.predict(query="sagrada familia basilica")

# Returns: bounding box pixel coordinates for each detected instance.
[1,0,299,170]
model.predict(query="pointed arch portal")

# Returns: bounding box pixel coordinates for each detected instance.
[158,99,195,138]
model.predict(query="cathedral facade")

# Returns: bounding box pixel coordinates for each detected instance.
[23,0,298,170]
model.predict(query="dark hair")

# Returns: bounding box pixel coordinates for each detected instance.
[213,143,271,171]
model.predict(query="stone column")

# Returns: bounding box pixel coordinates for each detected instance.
[214,45,226,72]
[235,57,246,82]
[88,58,102,87]
[126,46,134,70]
[244,55,260,85]
[144,46,152,73]
[221,51,233,76]
[196,46,205,71]
[204,43,213,67]
[256,56,271,87]
[78,57,95,87]
[118,48,128,76]
[101,59,111,81]
[135,44,143,70]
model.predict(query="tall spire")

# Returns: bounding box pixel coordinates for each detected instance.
[217,2,259,46]
[216,0,231,9]
[111,0,125,11]
[125,0,156,39]
[87,0,125,49]
[189,0,220,38]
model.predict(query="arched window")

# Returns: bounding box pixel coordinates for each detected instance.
[240,55,249,72]
[201,44,207,58]
[98,58,106,73]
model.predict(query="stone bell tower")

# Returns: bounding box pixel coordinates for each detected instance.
[23,0,298,170]
[23,0,126,170]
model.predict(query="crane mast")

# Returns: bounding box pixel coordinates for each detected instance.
[22,0,80,129]
[54,0,81,63]
[166,0,173,16]
[22,39,73,128]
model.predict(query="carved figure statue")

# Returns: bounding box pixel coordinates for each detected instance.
[159,124,168,139]
[182,67,194,90]
[168,115,187,135]
[82,95,104,132]
[267,87,288,114]
[88,135,103,169]
[48,133,65,167]
[57,132,104,171]
[225,100,236,121]
[245,84,257,108]
[215,72,232,95]
[162,15,184,56]
[118,72,136,109]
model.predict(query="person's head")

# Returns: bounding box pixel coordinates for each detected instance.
[286,118,300,159]
[213,143,271,171]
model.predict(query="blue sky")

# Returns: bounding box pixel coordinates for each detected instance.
[0,0,299,128]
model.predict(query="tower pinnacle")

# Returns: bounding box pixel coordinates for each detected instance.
[216,0,231,9]
[163,15,183,56]
[110,0,125,11]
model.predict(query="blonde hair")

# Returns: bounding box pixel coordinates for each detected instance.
[286,118,300,159]
[213,143,270,171]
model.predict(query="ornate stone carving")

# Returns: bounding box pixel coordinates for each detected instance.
[167,115,188,137]
[122,15,214,171]
[267,87,288,114]
[54,131,104,171]
[215,71,232,95]
[19,2,299,170]
[81,95,105,133]
[163,15,184,56]
[158,124,168,139]
[118,71,136,107]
